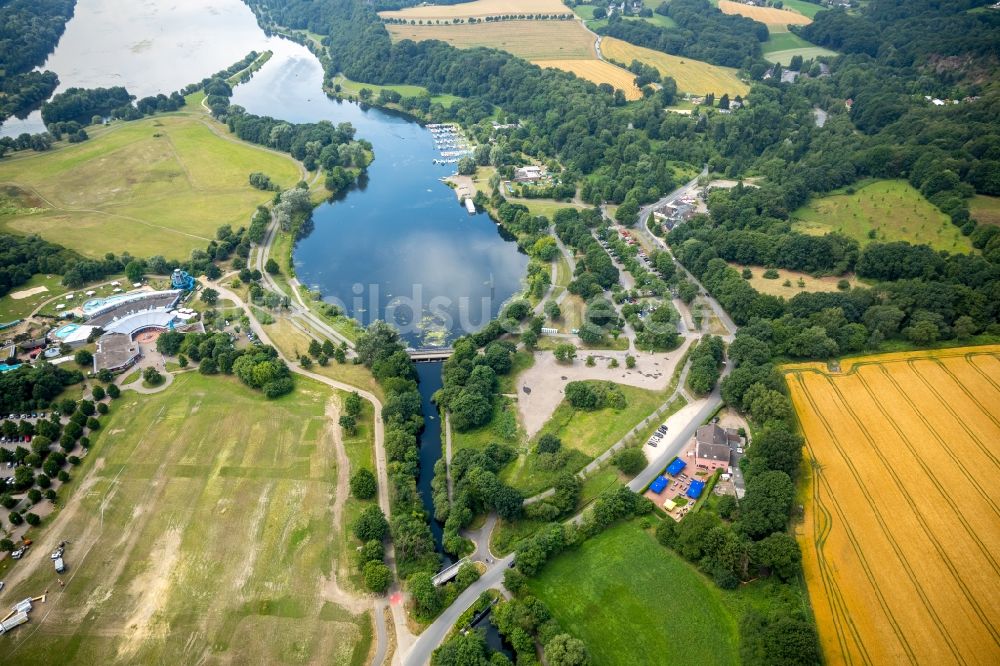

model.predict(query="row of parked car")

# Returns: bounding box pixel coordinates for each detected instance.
[5,413,45,421]
[647,423,669,447]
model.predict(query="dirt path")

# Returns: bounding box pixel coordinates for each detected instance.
[323,399,370,614]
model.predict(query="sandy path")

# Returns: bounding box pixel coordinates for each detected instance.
[9,285,49,299]
[516,337,694,438]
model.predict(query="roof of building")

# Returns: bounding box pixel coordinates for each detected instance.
[697,424,740,446]
[666,458,687,477]
[103,309,175,336]
[94,332,139,372]
[687,479,706,500]
[649,476,668,494]
[696,440,732,464]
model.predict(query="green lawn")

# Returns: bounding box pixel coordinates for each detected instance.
[0,373,371,665]
[762,31,837,64]
[503,383,678,495]
[791,179,972,254]
[779,0,824,19]
[331,74,460,108]
[0,273,66,321]
[527,520,740,666]
[451,395,521,453]
[0,113,302,260]
[498,350,536,394]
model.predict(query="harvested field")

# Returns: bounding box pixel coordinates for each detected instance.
[534,59,642,99]
[718,0,812,31]
[380,0,568,21]
[386,20,595,60]
[785,346,1000,665]
[601,36,749,96]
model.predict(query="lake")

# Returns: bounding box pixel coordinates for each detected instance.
[5,0,527,555]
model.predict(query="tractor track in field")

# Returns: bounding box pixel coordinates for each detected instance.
[855,368,1000,578]
[906,360,1000,470]
[965,351,1000,393]
[872,364,1000,520]
[823,374,997,655]
[791,373,917,665]
[803,448,871,666]
[930,357,1000,430]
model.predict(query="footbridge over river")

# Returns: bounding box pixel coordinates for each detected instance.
[407,347,454,362]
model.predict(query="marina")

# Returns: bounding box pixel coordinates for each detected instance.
[428,122,473,164]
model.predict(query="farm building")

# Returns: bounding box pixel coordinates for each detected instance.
[93,333,140,374]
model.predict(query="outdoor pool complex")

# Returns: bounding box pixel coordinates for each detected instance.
[52,323,81,339]
[82,292,141,315]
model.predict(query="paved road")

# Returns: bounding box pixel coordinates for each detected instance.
[402,553,515,666]
[372,600,388,666]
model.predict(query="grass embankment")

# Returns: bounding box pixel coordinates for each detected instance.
[601,37,749,97]
[791,179,972,254]
[762,31,837,64]
[1,373,372,665]
[527,520,740,665]
[0,113,302,259]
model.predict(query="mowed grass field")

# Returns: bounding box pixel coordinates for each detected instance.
[718,0,811,32]
[527,520,739,665]
[0,373,372,665]
[785,347,1000,665]
[762,31,837,64]
[601,36,749,96]
[386,21,643,99]
[379,0,567,21]
[386,21,595,60]
[0,114,302,260]
[792,179,972,254]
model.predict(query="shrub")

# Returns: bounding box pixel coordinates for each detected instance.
[97,402,109,414]
[353,505,389,542]
[350,468,377,499]
[0,494,15,509]
[27,489,42,503]
[625,354,636,369]
[107,384,120,399]
[536,433,562,455]
[58,470,70,483]
[25,512,40,526]
[612,448,646,475]
[143,367,163,385]
[92,385,106,401]
[362,560,392,593]
[762,269,779,279]
[8,511,22,525]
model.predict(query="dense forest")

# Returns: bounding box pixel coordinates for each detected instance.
[0,0,76,121]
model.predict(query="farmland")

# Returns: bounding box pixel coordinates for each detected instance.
[379,0,568,21]
[601,36,749,96]
[717,0,812,32]
[791,179,972,254]
[533,59,643,100]
[0,113,302,260]
[0,373,372,665]
[386,21,596,61]
[527,520,740,666]
[785,347,1000,665]
[384,20,643,99]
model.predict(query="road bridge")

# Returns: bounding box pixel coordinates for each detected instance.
[407,347,454,362]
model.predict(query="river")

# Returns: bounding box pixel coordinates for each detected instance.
[6,0,527,554]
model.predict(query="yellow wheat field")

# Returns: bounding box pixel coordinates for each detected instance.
[533,59,642,100]
[784,346,1000,665]
[380,0,568,21]
[718,0,811,32]
[386,20,596,60]
[601,36,749,96]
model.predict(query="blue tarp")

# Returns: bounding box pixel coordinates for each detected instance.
[649,476,668,494]
[666,458,686,477]
[687,479,706,500]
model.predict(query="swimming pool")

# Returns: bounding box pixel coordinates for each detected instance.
[52,323,80,339]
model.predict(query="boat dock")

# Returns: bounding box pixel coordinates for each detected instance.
[428,123,473,165]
